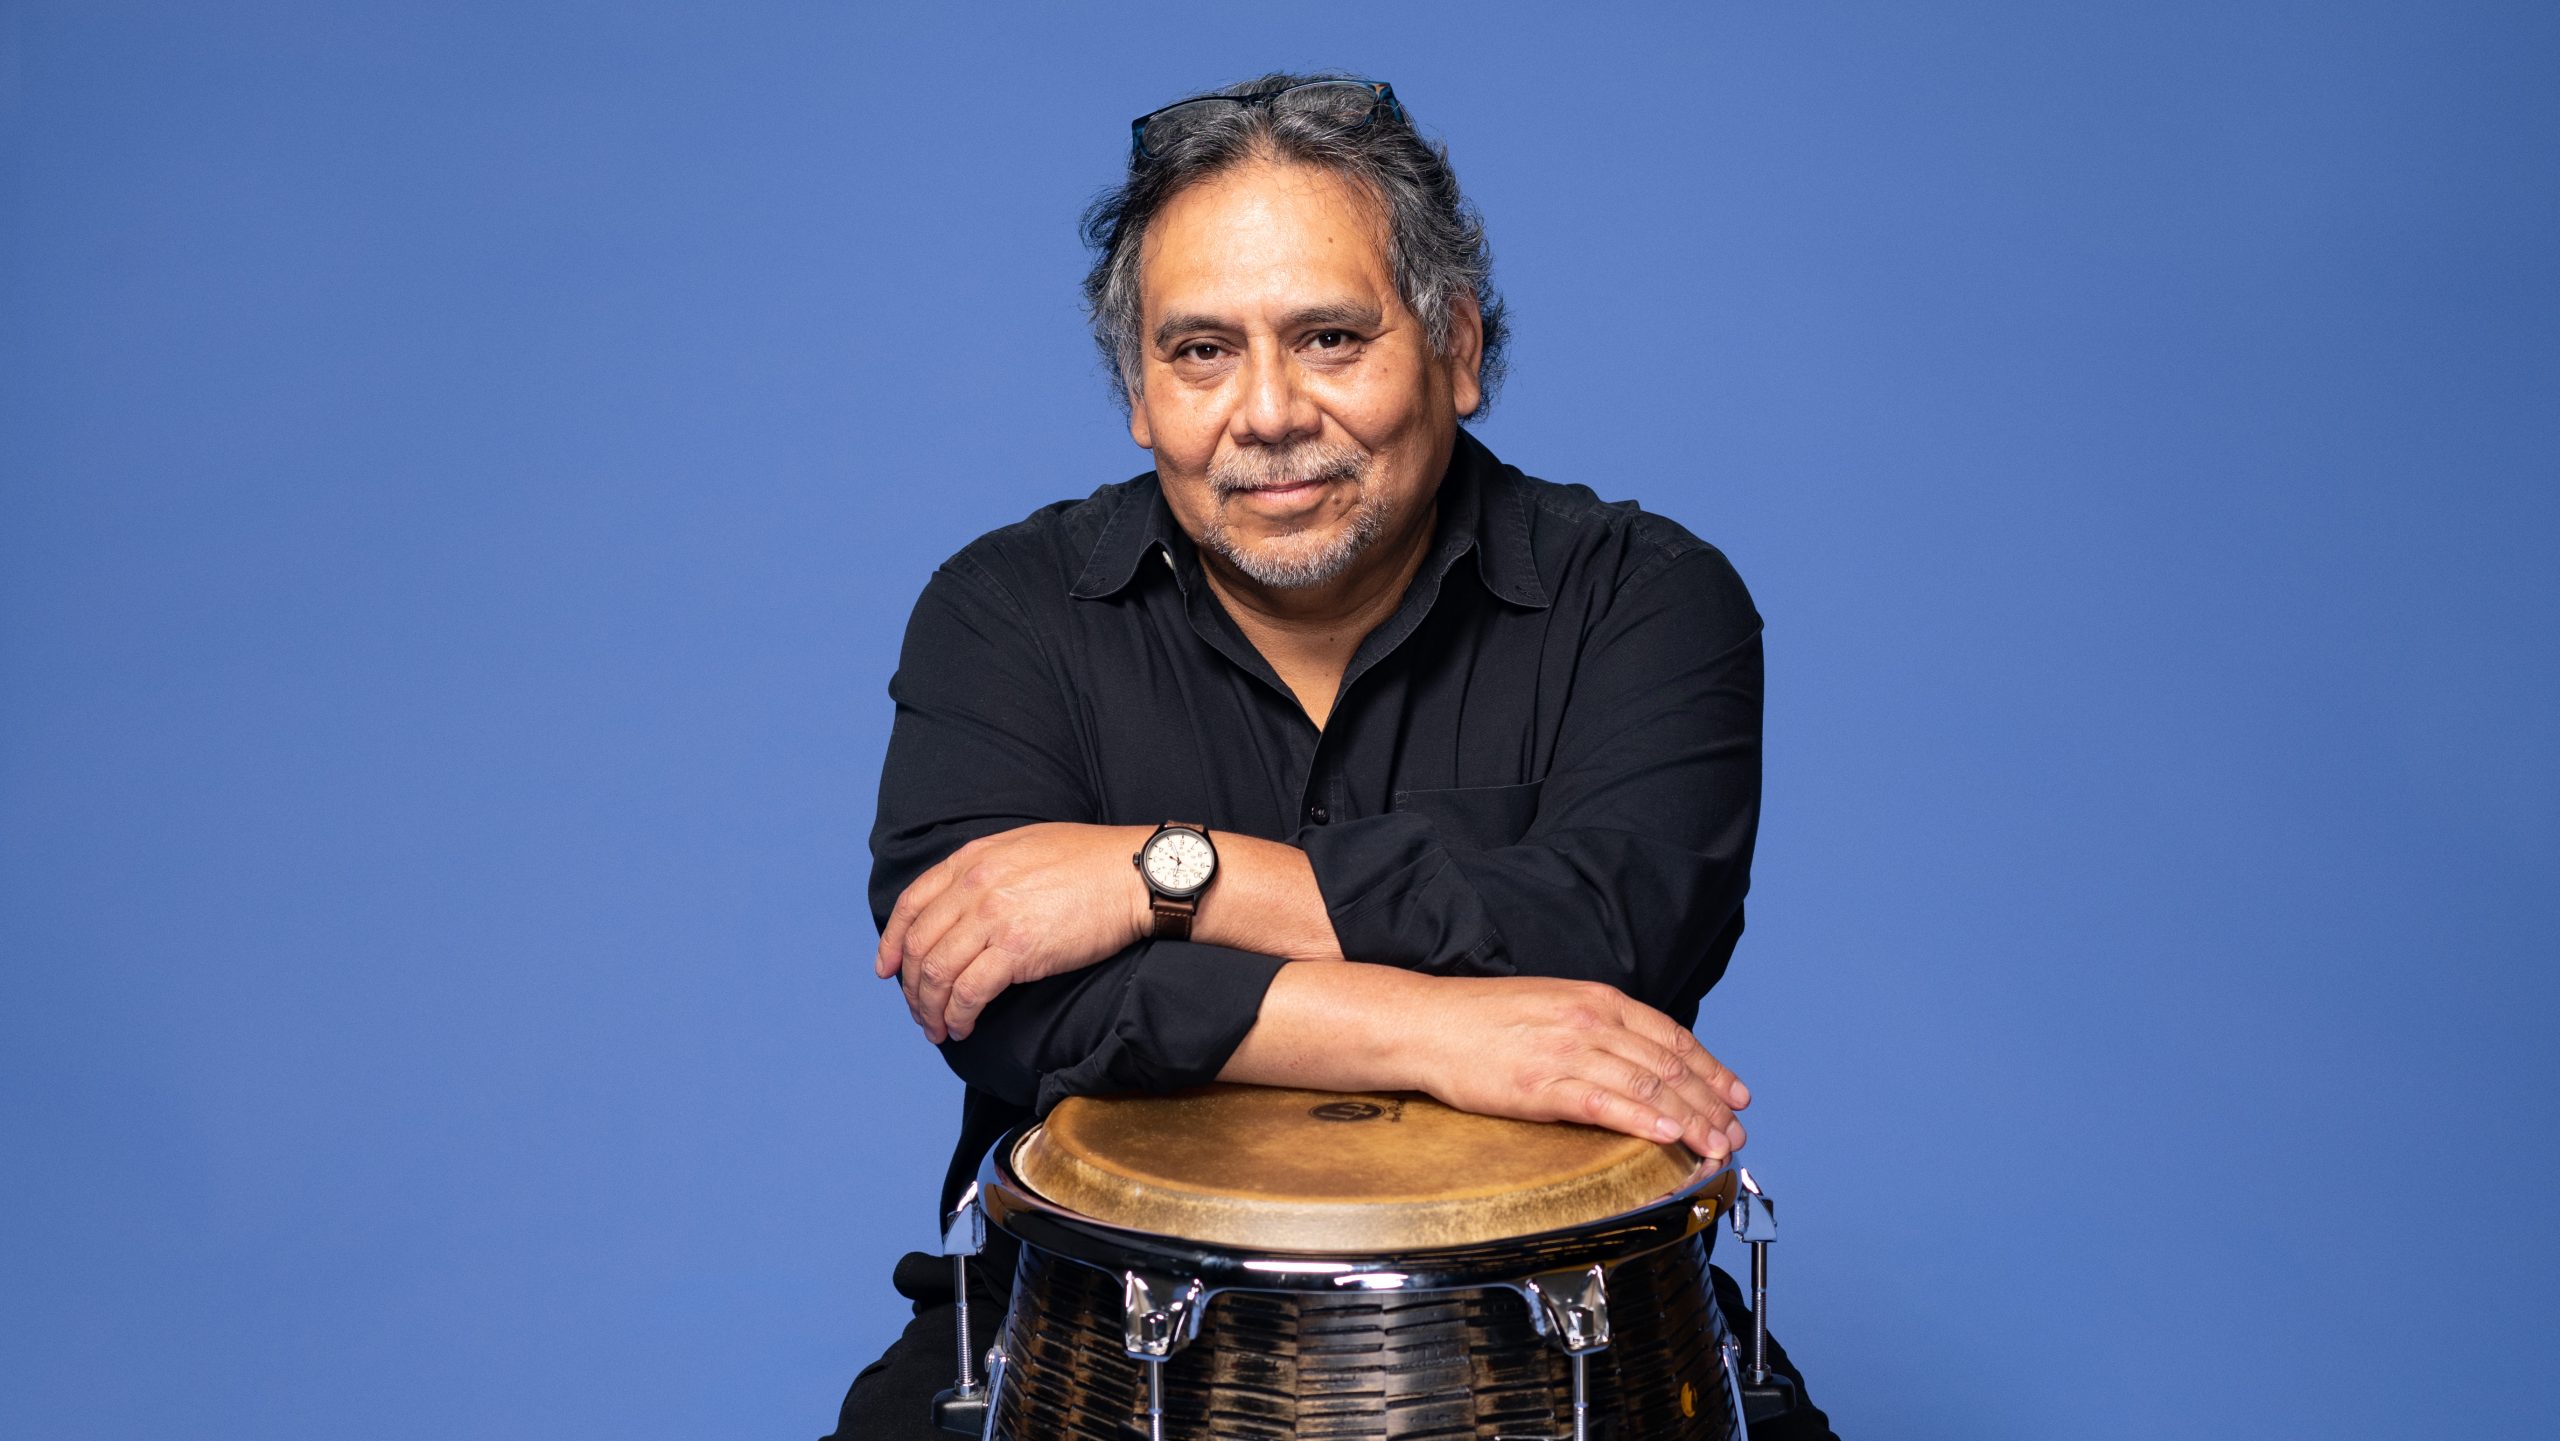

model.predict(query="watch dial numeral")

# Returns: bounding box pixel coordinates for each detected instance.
[1147,831,1213,891]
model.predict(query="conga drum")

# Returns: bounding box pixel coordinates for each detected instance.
[936,1085,1771,1440]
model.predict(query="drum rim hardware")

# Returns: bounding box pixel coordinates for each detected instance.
[977,1125,1740,1296]
[932,1118,1787,1440]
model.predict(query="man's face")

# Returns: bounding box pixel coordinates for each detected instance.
[1129,159,1483,596]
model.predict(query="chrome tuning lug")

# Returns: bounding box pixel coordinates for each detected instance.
[1726,1167,1800,1424]
[930,1183,990,1436]
[1521,1265,1612,1441]
[1120,1271,1205,1441]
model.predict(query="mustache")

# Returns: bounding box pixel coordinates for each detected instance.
[1207,443,1370,496]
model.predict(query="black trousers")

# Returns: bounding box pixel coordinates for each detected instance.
[824,1246,1837,1440]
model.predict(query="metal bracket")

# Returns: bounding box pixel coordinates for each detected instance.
[1522,1264,1612,1441]
[942,1181,987,1257]
[1727,1167,1779,1392]
[974,1335,1008,1441]
[1720,1336,1751,1436]
[1521,1264,1613,1354]
[1121,1271,1203,1441]
[1727,1167,1776,1245]
[930,1184,990,1436]
[1119,1270,1206,1361]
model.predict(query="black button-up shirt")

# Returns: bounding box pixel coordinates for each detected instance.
[870,430,1765,1213]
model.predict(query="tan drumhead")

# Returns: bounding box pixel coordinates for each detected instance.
[1009,1085,1700,1252]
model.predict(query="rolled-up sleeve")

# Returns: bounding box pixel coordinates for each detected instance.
[870,559,1284,1110]
[1296,546,1763,1012]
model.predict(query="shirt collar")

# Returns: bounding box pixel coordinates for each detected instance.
[1068,428,1551,610]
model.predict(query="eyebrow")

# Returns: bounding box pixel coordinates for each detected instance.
[1151,301,1387,351]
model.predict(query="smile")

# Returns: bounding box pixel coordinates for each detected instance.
[1225,477,1335,509]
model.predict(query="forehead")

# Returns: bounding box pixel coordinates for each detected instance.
[1137,160,1399,319]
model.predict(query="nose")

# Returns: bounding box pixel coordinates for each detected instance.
[1232,340,1321,447]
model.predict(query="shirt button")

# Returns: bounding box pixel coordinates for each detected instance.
[1306,806,1330,825]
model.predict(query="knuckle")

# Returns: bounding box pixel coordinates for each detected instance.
[1534,1029,1582,1060]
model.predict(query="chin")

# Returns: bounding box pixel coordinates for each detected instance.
[1219,530,1371,590]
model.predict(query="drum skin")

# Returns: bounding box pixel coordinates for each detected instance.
[984,1087,1742,1440]
[1013,1087,1700,1252]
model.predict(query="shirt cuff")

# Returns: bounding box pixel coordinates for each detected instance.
[1296,812,1510,975]
[1031,941,1289,1114]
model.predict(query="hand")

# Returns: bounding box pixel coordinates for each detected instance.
[876,823,1151,1043]
[1407,976,1751,1162]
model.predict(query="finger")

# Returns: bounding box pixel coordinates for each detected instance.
[1613,999,1750,1111]
[894,866,987,1012]
[1537,1070,1691,1150]
[939,948,1016,1042]
[877,859,963,979]
[906,917,994,1044]
[1603,1047,1737,1161]
[1580,1027,1735,1156]
[1662,1027,1749,1128]
[898,877,980,991]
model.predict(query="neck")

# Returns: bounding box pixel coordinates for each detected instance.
[1200,496,1437,637]
[1198,497,1438,729]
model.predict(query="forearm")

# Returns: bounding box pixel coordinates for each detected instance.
[1215,960,1431,1091]
[1192,832,1344,964]
[1219,960,1751,1160]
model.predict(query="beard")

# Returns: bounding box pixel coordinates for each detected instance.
[1197,440,1385,590]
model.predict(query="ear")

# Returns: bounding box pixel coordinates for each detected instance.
[1127,384,1154,450]
[1444,292,1485,419]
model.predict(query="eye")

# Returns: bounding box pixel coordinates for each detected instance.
[1310,330,1353,350]
[1177,341,1225,363]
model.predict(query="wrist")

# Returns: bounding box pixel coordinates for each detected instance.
[1359,966,1446,1093]
[1117,825,1156,944]
[1129,821,1217,945]
[1392,967,1454,1095]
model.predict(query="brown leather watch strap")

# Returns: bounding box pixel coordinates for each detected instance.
[1149,893,1196,942]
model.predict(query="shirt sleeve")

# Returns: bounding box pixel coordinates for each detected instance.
[1294,545,1763,1015]
[869,559,1286,1112]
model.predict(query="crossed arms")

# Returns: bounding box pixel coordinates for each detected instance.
[868,542,1764,1161]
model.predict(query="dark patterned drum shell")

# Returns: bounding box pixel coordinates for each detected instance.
[990,1234,1739,1441]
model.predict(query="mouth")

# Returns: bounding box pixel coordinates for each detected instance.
[1221,475,1338,513]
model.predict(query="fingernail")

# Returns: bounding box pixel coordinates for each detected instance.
[1731,1081,1751,1106]
[1653,1117,1681,1141]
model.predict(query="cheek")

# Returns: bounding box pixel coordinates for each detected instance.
[1139,385,1228,464]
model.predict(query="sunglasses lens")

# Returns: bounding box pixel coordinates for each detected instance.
[1133,83,1396,159]
[1139,98,1234,157]
[1274,81,1382,120]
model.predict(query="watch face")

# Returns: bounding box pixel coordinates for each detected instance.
[1142,828,1215,895]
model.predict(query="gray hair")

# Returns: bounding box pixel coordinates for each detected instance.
[1080,72,1510,417]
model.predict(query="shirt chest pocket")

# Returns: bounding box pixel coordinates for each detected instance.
[1390,779,1545,852]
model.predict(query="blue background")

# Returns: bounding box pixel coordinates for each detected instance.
[4,2,2553,1436]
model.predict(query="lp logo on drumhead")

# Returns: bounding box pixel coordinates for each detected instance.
[1309,1101,1386,1122]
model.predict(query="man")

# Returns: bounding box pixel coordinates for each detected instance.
[828,73,1835,1439]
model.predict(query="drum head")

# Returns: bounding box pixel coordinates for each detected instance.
[1009,1084,1701,1252]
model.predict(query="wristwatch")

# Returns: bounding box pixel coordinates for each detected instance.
[1132,821,1218,941]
